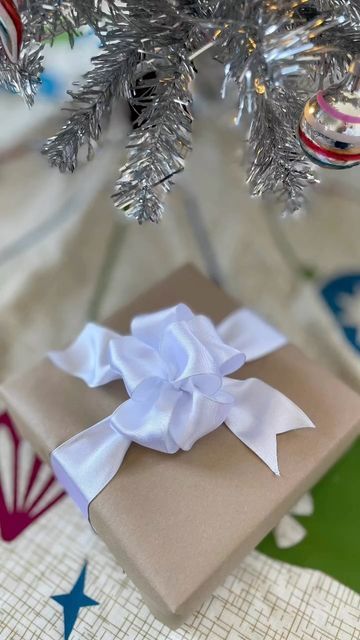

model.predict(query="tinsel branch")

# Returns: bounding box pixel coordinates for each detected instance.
[323,0,360,29]
[247,86,318,215]
[22,0,81,46]
[42,32,138,172]
[0,43,43,107]
[113,54,195,223]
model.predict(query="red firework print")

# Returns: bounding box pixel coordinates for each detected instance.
[0,412,65,542]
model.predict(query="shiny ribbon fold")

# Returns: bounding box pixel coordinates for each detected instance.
[49,304,314,518]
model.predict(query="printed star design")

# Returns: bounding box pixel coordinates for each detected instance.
[337,283,360,348]
[273,492,314,549]
[51,561,99,640]
[321,274,360,354]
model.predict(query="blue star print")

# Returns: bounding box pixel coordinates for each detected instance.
[51,561,99,640]
[321,274,360,354]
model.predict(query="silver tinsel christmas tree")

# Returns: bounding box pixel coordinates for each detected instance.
[2,0,360,222]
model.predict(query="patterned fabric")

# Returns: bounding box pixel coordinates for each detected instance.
[1,492,359,640]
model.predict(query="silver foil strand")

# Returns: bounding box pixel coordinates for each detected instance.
[113,53,195,222]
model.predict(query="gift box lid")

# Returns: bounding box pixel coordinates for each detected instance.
[1,264,360,628]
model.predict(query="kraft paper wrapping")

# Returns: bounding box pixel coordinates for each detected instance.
[1,264,360,628]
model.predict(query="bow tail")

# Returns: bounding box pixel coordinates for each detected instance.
[224,378,315,474]
[50,418,131,518]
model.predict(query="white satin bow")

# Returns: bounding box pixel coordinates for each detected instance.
[49,304,314,517]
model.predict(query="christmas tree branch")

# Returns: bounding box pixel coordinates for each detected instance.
[113,53,195,222]
[42,33,138,172]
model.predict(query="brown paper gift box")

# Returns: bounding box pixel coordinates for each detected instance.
[1,264,360,628]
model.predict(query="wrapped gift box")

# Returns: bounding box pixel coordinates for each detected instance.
[1,264,360,627]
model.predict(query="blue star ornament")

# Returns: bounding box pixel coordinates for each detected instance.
[321,274,360,354]
[51,561,99,640]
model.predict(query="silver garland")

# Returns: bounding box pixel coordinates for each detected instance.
[3,0,360,221]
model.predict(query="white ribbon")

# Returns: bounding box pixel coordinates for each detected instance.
[49,304,314,518]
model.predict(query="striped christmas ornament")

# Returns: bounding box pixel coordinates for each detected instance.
[0,0,22,63]
[299,59,360,169]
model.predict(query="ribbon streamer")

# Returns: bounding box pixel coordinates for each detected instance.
[49,304,314,518]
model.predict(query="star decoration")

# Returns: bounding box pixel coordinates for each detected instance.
[273,492,314,549]
[321,274,360,354]
[338,283,360,348]
[51,561,99,640]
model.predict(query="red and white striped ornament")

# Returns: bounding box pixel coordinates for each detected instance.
[299,59,360,169]
[0,0,23,64]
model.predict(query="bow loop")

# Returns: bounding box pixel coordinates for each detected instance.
[50,323,123,388]
[111,381,181,453]
[131,303,193,349]
[109,336,165,401]
[160,314,246,395]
